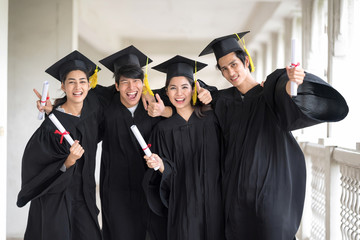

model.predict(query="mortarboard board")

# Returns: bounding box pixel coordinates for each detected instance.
[99,45,152,73]
[45,50,100,82]
[199,31,250,61]
[152,55,207,81]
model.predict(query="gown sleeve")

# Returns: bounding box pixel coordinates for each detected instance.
[263,68,349,131]
[17,121,75,207]
[92,84,118,109]
[142,124,175,216]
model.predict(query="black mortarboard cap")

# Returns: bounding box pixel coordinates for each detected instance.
[99,45,152,73]
[199,31,250,60]
[152,55,207,81]
[45,50,100,82]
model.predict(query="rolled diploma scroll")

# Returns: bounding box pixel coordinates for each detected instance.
[38,81,49,120]
[130,125,159,171]
[48,113,75,146]
[290,39,298,96]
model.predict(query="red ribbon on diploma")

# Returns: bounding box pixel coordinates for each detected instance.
[41,97,50,104]
[143,144,151,151]
[54,130,70,144]
[291,62,300,68]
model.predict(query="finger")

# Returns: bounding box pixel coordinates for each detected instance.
[142,96,148,111]
[33,89,42,99]
[196,81,201,92]
[155,93,163,104]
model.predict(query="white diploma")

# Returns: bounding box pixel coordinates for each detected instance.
[38,81,49,120]
[290,39,298,96]
[130,125,159,171]
[48,113,75,146]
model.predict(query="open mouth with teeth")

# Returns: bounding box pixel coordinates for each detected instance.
[230,76,239,82]
[174,97,185,104]
[127,91,138,100]
[73,91,83,97]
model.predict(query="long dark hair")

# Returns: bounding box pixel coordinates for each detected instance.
[165,76,211,118]
[53,68,90,107]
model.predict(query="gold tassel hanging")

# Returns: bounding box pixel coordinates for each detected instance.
[142,57,154,96]
[235,33,255,72]
[89,66,99,88]
[192,61,197,105]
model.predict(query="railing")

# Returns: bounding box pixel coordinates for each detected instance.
[296,140,360,240]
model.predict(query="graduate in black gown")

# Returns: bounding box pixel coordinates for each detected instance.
[143,55,225,240]
[17,51,103,240]
[97,46,171,240]
[198,32,349,240]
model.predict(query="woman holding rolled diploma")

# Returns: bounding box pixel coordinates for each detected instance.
[17,51,102,240]
[143,55,225,240]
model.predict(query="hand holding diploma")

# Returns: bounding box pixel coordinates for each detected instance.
[286,39,305,97]
[130,125,160,171]
[34,86,52,116]
[49,113,75,146]
[36,81,49,120]
[144,153,164,173]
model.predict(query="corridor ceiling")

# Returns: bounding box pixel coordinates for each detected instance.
[78,0,302,55]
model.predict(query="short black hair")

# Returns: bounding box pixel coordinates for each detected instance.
[114,64,144,84]
[216,50,252,72]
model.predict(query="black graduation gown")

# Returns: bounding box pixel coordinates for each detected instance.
[143,111,225,240]
[99,92,167,240]
[213,69,348,240]
[17,91,103,240]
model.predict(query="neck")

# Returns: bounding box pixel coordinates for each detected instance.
[176,105,194,121]
[61,101,83,116]
[236,74,259,94]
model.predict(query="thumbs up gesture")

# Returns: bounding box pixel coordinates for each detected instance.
[147,93,166,117]
[196,81,212,105]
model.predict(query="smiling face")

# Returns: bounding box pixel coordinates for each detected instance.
[166,76,194,111]
[218,52,250,89]
[115,76,143,108]
[61,70,90,105]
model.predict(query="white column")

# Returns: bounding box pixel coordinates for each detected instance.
[0,0,8,239]
[7,0,78,238]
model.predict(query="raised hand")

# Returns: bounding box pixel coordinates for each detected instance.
[196,81,212,105]
[141,89,156,111]
[34,88,53,114]
[286,65,305,86]
[147,93,165,117]
[285,65,305,96]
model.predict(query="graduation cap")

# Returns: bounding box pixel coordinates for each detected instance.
[45,50,100,84]
[199,31,255,72]
[99,45,152,73]
[152,55,207,81]
[199,31,249,60]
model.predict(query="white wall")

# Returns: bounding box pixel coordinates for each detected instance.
[7,0,76,238]
[1,0,8,239]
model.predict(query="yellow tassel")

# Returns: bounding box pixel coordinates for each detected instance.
[235,33,255,73]
[142,57,154,96]
[192,61,197,105]
[142,73,154,96]
[89,66,99,88]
